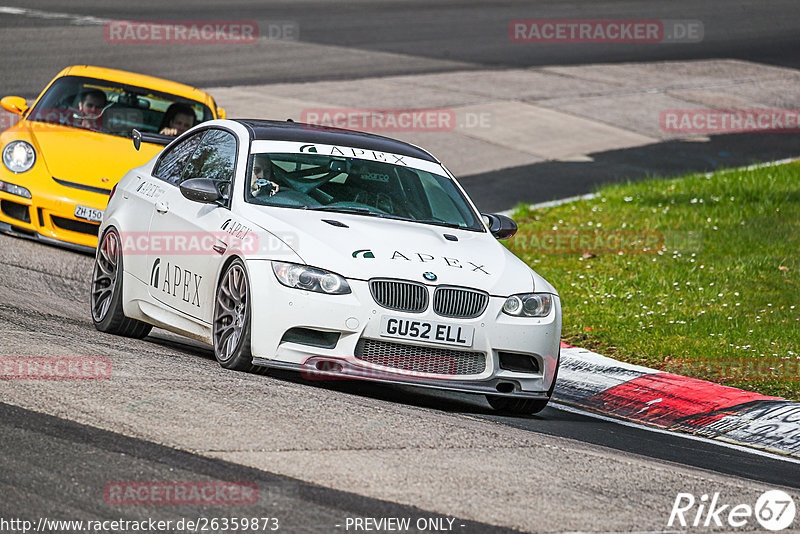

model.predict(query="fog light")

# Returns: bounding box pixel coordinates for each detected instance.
[0,180,32,199]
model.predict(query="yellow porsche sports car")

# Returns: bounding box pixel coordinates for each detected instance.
[0,65,225,252]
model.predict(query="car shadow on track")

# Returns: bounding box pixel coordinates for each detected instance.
[145,330,216,359]
[266,367,553,419]
[143,332,553,419]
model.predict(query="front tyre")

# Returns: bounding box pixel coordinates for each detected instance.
[213,259,256,371]
[91,228,152,338]
[487,351,560,415]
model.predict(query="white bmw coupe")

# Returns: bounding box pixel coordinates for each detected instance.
[91,119,562,414]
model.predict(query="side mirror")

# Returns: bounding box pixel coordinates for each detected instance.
[1,96,29,116]
[482,213,518,240]
[180,178,224,204]
[217,107,227,119]
[132,128,173,150]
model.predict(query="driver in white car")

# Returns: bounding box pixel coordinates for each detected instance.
[251,154,281,197]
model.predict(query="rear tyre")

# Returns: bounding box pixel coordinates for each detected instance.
[91,228,152,338]
[213,259,257,372]
[487,351,560,415]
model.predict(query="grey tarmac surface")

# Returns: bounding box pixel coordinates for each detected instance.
[0,402,514,534]
[1,0,799,95]
[0,233,798,532]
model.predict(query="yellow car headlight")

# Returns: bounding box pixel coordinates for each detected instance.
[2,140,36,173]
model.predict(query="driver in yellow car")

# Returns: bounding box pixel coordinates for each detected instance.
[77,89,107,130]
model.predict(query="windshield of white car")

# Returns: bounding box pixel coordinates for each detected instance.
[245,152,484,231]
[27,75,212,138]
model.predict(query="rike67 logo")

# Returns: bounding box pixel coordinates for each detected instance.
[669,490,797,531]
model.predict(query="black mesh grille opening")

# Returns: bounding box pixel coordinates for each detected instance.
[1,199,31,223]
[280,327,339,349]
[498,352,540,374]
[355,338,486,375]
[51,216,99,236]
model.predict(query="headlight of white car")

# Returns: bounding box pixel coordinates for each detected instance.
[503,293,552,317]
[2,141,36,173]
[272,261,351,295]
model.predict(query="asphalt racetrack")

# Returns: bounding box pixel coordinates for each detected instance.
[1,235,798,532]
[1,2,799,532]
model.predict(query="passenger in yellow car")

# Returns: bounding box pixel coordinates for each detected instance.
[159,102,196,136]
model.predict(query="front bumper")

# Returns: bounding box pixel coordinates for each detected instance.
[247,260,562,398]
[0,175,107,251]
[254,357,552,399]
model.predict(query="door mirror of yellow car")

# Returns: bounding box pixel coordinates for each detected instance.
[217,107,227,119]
[1,96,29,116]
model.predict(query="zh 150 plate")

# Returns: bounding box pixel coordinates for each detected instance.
[379,316,474,347]
[74,204,104,223]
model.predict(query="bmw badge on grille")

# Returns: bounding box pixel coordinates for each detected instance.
[423,272,437,281]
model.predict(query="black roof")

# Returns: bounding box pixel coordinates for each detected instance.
[235,119,438,163]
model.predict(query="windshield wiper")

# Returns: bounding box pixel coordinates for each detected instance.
[404,217,465,229]
[305,207,466,228]
[305,206,387,217]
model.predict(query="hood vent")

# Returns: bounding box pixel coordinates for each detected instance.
[53,177,112,196]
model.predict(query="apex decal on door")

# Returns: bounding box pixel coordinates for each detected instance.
[150,258,161,287]
[150,258,203,307]
[221,218,252,240]
[135,180,166,199]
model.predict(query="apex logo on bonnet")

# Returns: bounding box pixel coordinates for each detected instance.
[351,249,489,274]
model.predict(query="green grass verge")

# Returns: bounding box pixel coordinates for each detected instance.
[507,161,800,399]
